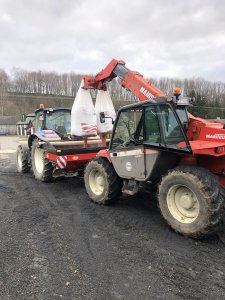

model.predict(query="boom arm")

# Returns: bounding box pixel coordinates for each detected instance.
[82,59,167,101]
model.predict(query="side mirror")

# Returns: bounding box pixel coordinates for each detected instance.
[100,112,114,124]
[100,112,105,123]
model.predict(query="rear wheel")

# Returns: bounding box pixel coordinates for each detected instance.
[31,139,53,182]
[17,145,30,173]
[158,166,225,238]
[84,157,123,205]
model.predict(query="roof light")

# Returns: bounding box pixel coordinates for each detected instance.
[173,87,182,96]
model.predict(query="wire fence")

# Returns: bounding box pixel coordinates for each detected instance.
[189,106,225,120]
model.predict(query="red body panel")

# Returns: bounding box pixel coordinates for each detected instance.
[45,152,99,170]
[83,59,126,90]
[189,141,225,156]
[83,59,166,99]
[120,70,166,100]
[185,113,225,184]
[187,113,225,143]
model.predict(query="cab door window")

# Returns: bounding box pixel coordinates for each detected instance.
[111,108,143,149]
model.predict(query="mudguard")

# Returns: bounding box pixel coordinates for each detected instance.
[96,148,111,162]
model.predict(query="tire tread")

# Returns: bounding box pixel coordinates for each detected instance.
[84,157,122,205]
[31,139,54,182]
[158,166,225,238]
[17,145,30,173]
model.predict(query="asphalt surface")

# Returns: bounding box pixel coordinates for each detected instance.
[1,136,225,300]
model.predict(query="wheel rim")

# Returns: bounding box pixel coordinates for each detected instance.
[17,151,22,169]
[167,184,199,224]
[89,169,105,196]
[34,147,44,174]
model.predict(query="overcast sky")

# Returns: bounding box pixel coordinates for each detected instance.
[0,0,225,81]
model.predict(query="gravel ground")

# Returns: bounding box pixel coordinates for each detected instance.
[0,136,225,300]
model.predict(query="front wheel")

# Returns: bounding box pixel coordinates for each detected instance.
[31,139,54,182]
[158,166,225,238]
[84,157,123,205]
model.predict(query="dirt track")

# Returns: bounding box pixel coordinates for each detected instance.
[1,136,225,299]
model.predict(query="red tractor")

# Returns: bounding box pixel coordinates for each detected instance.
[82,59,225,238]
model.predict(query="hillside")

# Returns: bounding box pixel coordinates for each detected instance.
[1,92,135,116]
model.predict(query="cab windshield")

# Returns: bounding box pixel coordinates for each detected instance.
[36,110,71,135]
[46,111,71,134]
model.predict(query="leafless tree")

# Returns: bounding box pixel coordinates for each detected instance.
[0,69,9,116]
[3,67,224,118]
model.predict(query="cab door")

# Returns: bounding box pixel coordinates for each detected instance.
[143,103,192,181]
[109,107,146,180]
[109,102,192,182]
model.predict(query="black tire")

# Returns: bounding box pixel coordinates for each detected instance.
[84,157,123,205]
[31,139,53,182]
[16,145,30,173]
[158,166,225,238]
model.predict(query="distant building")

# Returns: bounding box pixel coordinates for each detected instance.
[0,116,18,135]
[16,113,36,136]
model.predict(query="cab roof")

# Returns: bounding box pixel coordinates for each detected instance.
[117,97,168,113]
[35,108,71,114]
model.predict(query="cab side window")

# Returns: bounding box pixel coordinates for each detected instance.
[144,106,161,143]
[159,104,184,144]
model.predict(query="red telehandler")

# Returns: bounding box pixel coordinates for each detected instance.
[17,59,225,238]
[82,59,225,238]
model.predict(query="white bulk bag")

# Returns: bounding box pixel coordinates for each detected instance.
[71,80,97,136]
[95,90,116,133]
